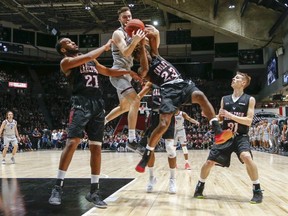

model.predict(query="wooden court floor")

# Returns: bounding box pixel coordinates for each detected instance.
[1,149,288,216]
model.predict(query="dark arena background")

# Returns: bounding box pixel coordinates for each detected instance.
[1,0,288,215]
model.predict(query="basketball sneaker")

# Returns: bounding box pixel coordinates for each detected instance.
[2,159,5,164]
[49,185,63,205]
[147,176,157,193]
[215,130,233,144]
[135,149,152,173]
[250,189,263,204]
[11,157,15,164]
[168,178,177,194]
[184,163,191,170]
[194,181,205,199]
[85,191,107,209]
[127,140,145,155]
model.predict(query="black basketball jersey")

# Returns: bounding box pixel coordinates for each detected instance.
[66,60,103,98]
[151,84,161,110]
[148,55,182,86]
[222,93,251,135]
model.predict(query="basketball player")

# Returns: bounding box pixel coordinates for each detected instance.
[133,25,233,173]
[174,109,200,170]
[142,82,177,194]
[0,111,20,164]
[104,6,146,152]
[194,72,263,204]
[48,37,141,208]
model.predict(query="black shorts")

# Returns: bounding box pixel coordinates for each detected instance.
[207,135,252,167]
[67,95,105,142]
[146,111,175,139]
[160,80,199,114]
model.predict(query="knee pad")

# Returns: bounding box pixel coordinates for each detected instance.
[165,139,176,158]
[182,145,188,154]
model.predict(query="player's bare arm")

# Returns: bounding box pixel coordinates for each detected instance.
[60,39,112,74]
[183,112,200,125]
[112,29,146,57]
[95,60,141,82]
[219,97,255,126]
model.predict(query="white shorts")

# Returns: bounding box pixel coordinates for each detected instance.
[175,128,187,144]
[110,65,135,100]
[3,136,18,147]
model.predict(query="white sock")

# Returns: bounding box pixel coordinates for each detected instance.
[57,170,66,180]
[128,129,136,142]
[170,168,176,179]
[252,180,260,184]
[185,160,189,163]
[91,175,100,184]
[148,167,154,177]
[146,145,154,151]
[199,177,206,183]
[104,117,108,125]
[209,118,218,125]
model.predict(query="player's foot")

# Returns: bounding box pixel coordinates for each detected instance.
[2,159,6,164]
[127,140,145,155]
[194,181,205,199]
[250,189,263,204]
[146,176,157,193]
[184,163,191,170]
[135,149,151,173]
[85,191,107,209]
[11,157,15,164]
[215,130,233,144]
[168,178,176,194]
[49,185,63,205]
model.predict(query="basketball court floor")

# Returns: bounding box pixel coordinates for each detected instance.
[1,149,288,216]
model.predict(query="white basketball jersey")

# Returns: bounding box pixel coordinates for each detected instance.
[3,119,17,137]
[175,111,185,130]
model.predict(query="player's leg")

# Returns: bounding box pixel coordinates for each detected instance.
[10,139,18,164]
[191,90,232,144]
[146,152,156,193]
[135,113,173,173]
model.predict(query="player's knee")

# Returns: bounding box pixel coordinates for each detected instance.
[165,139,176,158]
[192,90,206,103]
[240,152,252,163]
[205,160,215,167]
[120,102,130,111]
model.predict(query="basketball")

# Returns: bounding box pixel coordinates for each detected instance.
[125,19,145,37]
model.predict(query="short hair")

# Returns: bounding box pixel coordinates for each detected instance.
[55,38,65,55]
[117,6,130,16]
[237,71,251,89]
[6,111,13,118]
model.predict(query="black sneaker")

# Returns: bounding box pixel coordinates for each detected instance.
[135,149,151,173]
[85,191,107,209]
[49,185,63,205]
[250,189,263,204]
[127,140,144,155]
[194,181,205,199]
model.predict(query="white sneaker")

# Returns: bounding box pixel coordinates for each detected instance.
[146,176,157,193]
[11,157,15,164]
[168,178,176,194]
[2,159,5,164]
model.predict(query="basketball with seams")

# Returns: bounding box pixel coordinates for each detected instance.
[125,19,145,37]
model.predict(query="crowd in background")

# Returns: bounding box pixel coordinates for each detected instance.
[1,65,288,155]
